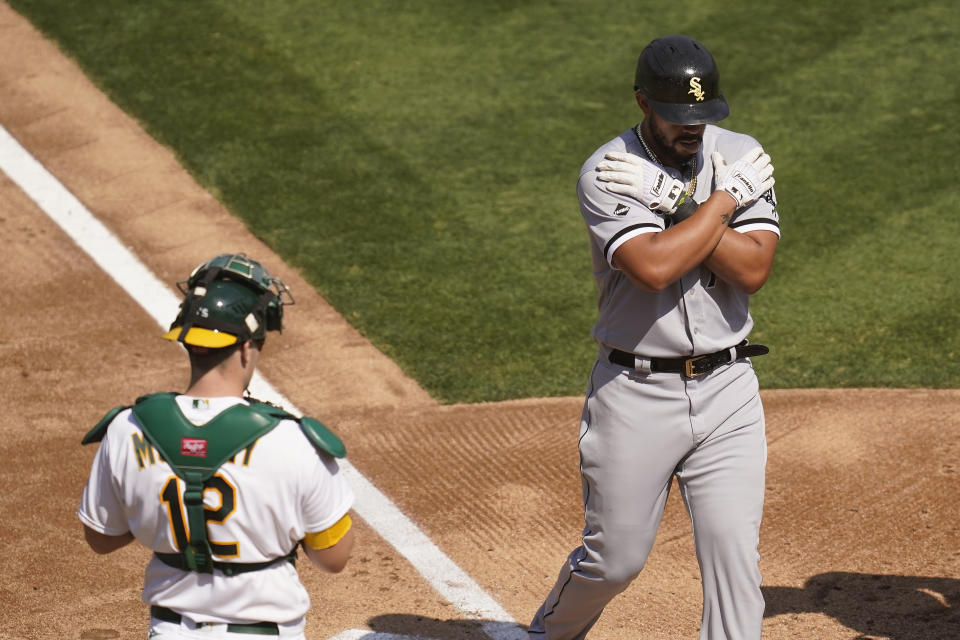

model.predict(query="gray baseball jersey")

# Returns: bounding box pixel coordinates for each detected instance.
[578,124,780,358]
[529,124,778,640]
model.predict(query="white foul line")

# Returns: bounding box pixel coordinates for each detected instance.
[0,124,526,640]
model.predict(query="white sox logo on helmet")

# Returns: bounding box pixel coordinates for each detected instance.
[688,77,705,101]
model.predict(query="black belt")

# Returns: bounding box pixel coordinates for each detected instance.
[150,605,279,636]
[608,341,769,378]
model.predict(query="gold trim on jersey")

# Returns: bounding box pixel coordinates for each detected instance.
[160,476,189,550]
[204,474,240,558]
[304,514,352,550]
[241,441,256,465]
[132,433,156,469]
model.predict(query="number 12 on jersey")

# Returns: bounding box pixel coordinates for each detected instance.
[160,475,240,557]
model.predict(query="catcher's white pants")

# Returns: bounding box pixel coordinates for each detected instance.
[529,356,767,640]
[149,615,306,639]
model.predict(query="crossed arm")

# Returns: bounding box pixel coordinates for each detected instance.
[612,191,778,294]
[602,146,778,293]
[704,227,778,294]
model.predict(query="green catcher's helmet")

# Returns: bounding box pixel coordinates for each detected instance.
[163,253,294,348]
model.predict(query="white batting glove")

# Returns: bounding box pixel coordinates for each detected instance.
[596,152,685,213]
[711,147,775,208]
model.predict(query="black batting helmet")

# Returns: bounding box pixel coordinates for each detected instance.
[634,34,729,125]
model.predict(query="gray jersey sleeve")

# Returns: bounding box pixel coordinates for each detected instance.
[706,131,781,237]
[578,145,665,268]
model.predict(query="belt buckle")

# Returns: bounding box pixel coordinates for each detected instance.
[684,355,707,378]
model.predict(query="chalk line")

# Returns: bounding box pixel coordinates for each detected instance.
[0,124,526,640]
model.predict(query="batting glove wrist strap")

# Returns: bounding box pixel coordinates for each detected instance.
[669,193,699,223]
[596,152,685,213]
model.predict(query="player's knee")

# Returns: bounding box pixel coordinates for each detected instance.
[588,539,652,586]
[599,561,645,588]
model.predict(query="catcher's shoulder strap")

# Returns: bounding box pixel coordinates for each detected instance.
[131,393,286,574]
[82,404,131,445]
[245,399,346,459]
[81,393,183,445]
[299,416,346,458]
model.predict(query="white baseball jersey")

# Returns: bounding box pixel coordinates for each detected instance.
[78,395,354,624]
[578,124,780,358]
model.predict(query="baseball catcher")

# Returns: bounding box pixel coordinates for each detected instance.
[78,253,355,639]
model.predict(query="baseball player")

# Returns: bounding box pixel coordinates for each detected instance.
[78,253,355,639]
[528,35,780,639]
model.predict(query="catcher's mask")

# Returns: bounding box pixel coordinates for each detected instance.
[163,253,294,349]
[634,34,729,125]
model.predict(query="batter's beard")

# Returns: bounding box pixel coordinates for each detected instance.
[647,121,700,169]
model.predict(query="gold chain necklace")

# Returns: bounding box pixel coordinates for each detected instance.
[634,124,697,197]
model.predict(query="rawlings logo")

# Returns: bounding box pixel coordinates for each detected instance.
[688,77,705,102]
[181,437,207,457]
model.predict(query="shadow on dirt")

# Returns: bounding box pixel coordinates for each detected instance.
[763,571,960,640]
[366,572,959,639]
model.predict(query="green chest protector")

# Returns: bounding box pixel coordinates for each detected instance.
[83,393,346,575]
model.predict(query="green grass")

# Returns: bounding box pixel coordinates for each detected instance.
[9,0,959,401]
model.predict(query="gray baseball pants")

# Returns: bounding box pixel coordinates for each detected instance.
[529,355,767,640]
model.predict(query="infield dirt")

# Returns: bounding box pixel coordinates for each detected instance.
[0,4,957,639]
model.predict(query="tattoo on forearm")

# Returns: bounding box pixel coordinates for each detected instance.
[720,213,730,225]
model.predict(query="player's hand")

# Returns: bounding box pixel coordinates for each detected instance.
[711,147,775,208]
[596,152,685,213]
